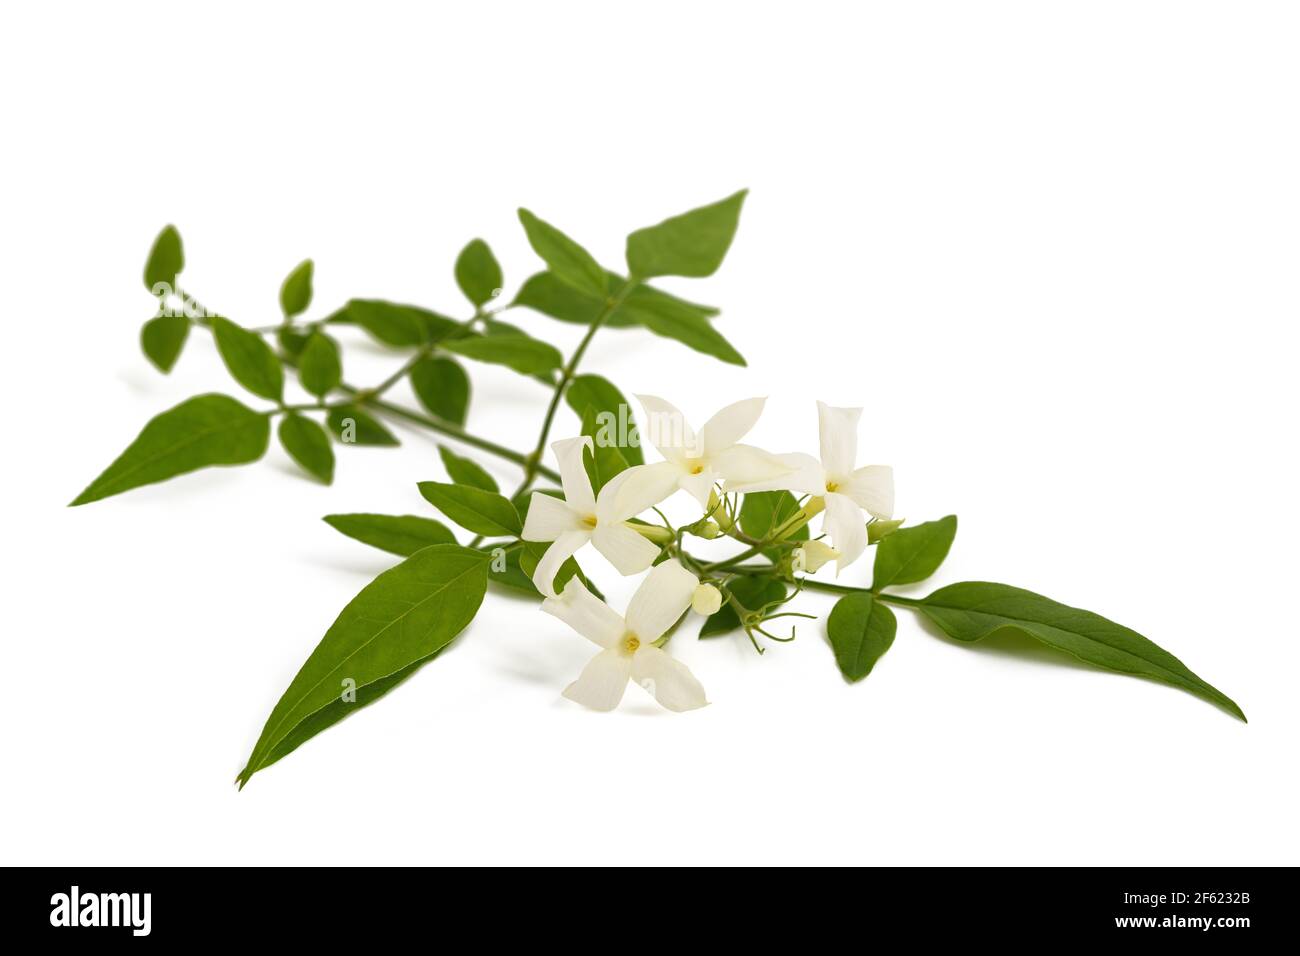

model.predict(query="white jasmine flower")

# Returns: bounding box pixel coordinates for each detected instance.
[543,560,709,712]
[635,395,792,506]
[794,540,840,573]
[691,583,722,616]
[522,437,679,597]
[759,402,893,572]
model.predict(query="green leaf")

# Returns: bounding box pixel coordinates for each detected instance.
[140,314,190,373]
[297,331,342,398]
[485,546,543,596]
[326,405,400,446]
[409,356,470,426]
[517,208,607,297]
[333,299,460,347]
[827,593,897,682]
[440,333,562,377]
[872,515,957,590]
[566,374,643,466]
[512,271,639,328]
[211,316,284,401]
[740,491,810,542]
[918,582,1246,721]
[279,259,314,318]
[454,238,503,307]
[238,544,491,785]
[323,513,456,556]
[249,648,444,777]
[626,190,747,279]
[278,413,334,484]
[143,224,184,291]
[632,291,745,365]
[579,407,630,493]
[278,326,311,359]
[868,518,905,545]
[71,393,269,506]
[438,445,498,492]
[699,577,788,638]
[417,481,521,537]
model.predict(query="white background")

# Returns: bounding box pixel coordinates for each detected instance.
[2,1,1297,866]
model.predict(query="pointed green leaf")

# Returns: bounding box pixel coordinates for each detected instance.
[409,356,470,426]
[827,593,897,682]
[455,238,503,307]
[438,445,498,492]
[699,577,788,638]
[517,208,607,297]
[211,317,284,401]
[872,515,957,590]
[440,333,562,377]
[71,394,269,505]
[238,544,491,784]
[278,413,334,484]
[140,314,190,373]
[417,481,521,536]
[632,291,745,365]
[626,190,747,279]
[323,513,456,556]
[566,374,643,466]
[332,299,460,347]
[326,405,399,446]
[918,582,1245,721]
[143,224,184,291]
[279,259,314,318]
[297,331,342,398]
[512,271,638,328]
[251,648,444,777]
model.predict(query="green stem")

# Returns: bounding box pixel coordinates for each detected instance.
[514,276,640,495]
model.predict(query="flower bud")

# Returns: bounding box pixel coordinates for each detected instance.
[867,518,905,545]
[691,583,723,616]
[793,540,840,573]
[697,519,721,539]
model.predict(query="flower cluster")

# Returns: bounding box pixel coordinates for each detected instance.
[523,398,894,713]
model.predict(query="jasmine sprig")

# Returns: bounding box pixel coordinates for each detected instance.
[73,190,1243,789]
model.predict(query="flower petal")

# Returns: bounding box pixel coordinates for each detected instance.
[542,575,626,648]
[631,645,708,712]
[596,461,681,521]
[677,467,718,508]
[711,443,793,486]
[521,492,583,542]
[817,401,862,480]
[724,451,824,496]
[591,522,662,576]
[839,464,894,519]
[822,491,867,573]
[699,396,765,457]
[636,394,697,463]
[563,647,633,712]
[625,558,698,641]
[552,436,596,516]
[530,529,590,598]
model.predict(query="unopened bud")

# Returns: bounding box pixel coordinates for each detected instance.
[793,540,840,573]
[691,583,723,616]
[867,518,905,545]
[696,519,720,539]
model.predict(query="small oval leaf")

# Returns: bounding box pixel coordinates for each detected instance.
[417,481,521,537]
[323,513,457,556]
[454,238,503,307]
[278,413,335,484]
[872,515,957,590]
[211,317,284,402]
[279,259,314,318]
[827,593,897,682]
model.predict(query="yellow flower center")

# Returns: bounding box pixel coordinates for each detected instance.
[581,514,598,529]
[623,634,641,654]
[688,461,705,475]
[825,480,839,493]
